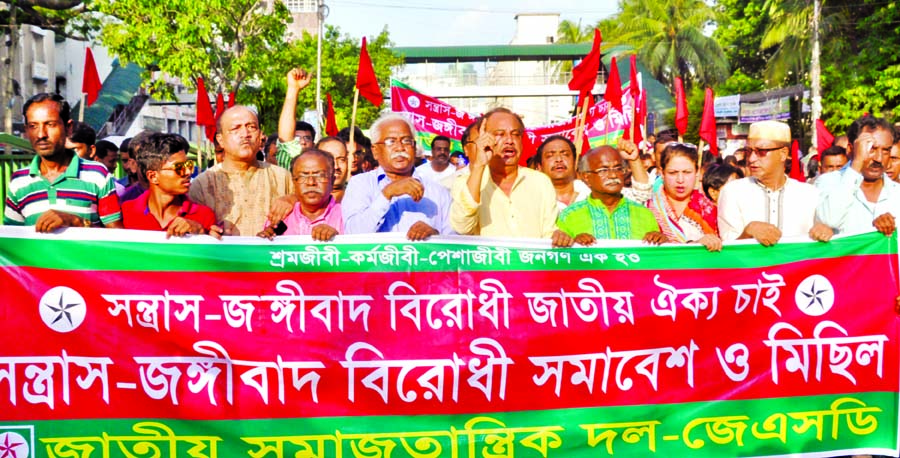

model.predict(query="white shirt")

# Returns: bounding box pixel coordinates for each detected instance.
[816,168,900,235]
[416,162,457,186]
[718,176,820,241]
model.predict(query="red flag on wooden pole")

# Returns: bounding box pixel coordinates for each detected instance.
[674,77,688,138]
[215,93,225,119]
[568,29,602,99]
[195,78,216,142]
[325,93,339,137]
[603,56,623,113]
[699,87,718,156]
[227,92,236,108]
[82,47,102,107]
[356,37,383,107]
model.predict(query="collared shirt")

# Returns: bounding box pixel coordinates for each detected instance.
[342,167,453,235]
[415,161,458,185]
[717,176,819,241]
[275,138,302,171]
[4,154,121,226]
[122,190,217,231]
[816,168,900,235]
[450,166,559,238]
[557,195,660,240]
[188,161,293,236]
[281,197,344,236]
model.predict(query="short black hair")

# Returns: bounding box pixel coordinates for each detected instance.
[264,133,279,151]
[820,145,847,160]
[461,118,483,146]
[847,115,895,145]
[68,121,96,146]
[431,135,451,149]
[23,92,71,125]
[337,127,371,149]
[136,133,191,180]
[295,121,316,139]
[654,129,679,148]
[94,140,119,160]
[702,163,743,200]
[536,135,576,164]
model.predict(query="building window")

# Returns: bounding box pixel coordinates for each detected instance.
[283,0,316,13]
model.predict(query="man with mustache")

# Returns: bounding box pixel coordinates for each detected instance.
[552,146,665,247]
[188,106,293,236]
[342,113,452,240]
[450,107,558,238]
[817,115,900,236]
[4,93,123,231]
[718,120,832,246]
[416,135,457,184]
[121,133,217,237]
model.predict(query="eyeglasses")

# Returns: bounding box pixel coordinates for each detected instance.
[293,172,331,183]
[297,135,314,142]
[160,160,195,175]
[747,145,786,157]
[584,165,625,176]
[375,137,416,148]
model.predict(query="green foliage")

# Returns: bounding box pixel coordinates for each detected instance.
[246,25,403,134]
[0,0,100,38]
[606,0,729,90]
[95,0,290,100]
[716,69,765,96]
[713,0,770,78]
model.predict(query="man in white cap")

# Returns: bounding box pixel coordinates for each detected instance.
[718,120,832,245]
[816,114,900,236]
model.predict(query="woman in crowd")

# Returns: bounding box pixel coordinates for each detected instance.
[647,143,722,251]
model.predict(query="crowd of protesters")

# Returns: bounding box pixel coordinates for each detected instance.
[4,68,899,261]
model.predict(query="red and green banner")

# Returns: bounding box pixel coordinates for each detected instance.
[390,80,635,155]
[0,227,898,457]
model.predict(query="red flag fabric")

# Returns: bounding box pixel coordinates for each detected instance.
[633,86,646,146]
[603,56,623,113]
[789,139,805,181]
[815,118,834,159]
[227,92,236,108]
[215,93,225,120]
[196,78,215,127]
[325,93,339,137]
[699,87,718,156]
[674,77,688,136]
[568,29,602,99]
[356,37,383,106]
[82,47,102,107]
[581,127,592,157]
[628,55,639,98]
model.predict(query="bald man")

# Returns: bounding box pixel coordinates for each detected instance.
[189,106,293,236]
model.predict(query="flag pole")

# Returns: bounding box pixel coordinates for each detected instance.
[349,87,360,168]
[79,93,86,122]
[573,96,590,157]
[698,140,705,169]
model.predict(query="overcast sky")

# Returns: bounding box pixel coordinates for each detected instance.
[327,0,618,47]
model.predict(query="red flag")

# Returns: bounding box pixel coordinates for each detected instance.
[356,37,383,106]
[195,78,216,143]
[674,77,688,136]
[568,29,602,98]
[82,47,102,107]
[581,128,592,157]
[227,92,236,108]
[215,93,225,120]
[628,55,639,98]
[603,56,623,113]
[789,139,805,181]
[699,87,718,156]
[815,118,834,160]
[633,86,646,146]
[325,93,339,137]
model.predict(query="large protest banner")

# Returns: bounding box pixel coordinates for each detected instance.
[0,226,898,457]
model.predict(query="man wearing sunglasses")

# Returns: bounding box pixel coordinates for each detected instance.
[122,133,217,237]
[342,113,452,240]
[817,115,900,236]
[718,120,832,245]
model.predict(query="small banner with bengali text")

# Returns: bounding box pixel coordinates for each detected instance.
[0,227,898,458]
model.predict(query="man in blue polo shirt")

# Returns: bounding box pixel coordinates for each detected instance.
[3,93,122,231]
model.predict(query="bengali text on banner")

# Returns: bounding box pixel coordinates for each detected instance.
[0,227,898,458]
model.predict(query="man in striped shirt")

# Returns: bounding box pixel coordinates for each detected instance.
[3,93,122,231]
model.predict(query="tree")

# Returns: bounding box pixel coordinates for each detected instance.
[246,25,403,134]
[94,0,291,99]
[611,0,729,90]
[0,0,95,37]
[556,19,592,44]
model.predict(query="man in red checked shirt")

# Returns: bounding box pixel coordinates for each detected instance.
[122,133,218,238]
